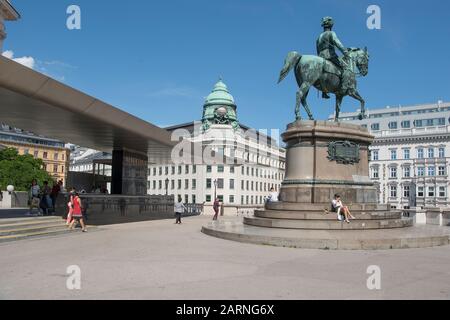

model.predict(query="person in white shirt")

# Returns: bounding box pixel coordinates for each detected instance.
[267,188,279,203]
[174,198,187,224]
[329,194,355,223]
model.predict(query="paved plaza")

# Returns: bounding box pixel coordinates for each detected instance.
[0,215,450,300]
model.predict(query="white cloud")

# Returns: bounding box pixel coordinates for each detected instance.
[2,50,35,69]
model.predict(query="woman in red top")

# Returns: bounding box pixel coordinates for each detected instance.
[68,192,87,232]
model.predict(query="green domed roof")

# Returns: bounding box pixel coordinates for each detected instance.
[204,79,236,107]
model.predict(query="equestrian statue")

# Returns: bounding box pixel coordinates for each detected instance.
[278,17,370,121]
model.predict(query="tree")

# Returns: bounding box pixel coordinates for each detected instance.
[0,148,54,191]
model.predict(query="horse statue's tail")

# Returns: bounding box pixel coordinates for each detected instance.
[278,51,301,84]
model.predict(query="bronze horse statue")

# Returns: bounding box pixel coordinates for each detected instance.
[278,47,370,121]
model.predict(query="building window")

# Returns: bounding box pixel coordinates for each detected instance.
[192,179,197,190]
[388,122,398,130]
[428,187,435,197]
[418,167,425,177]
[153,181,156,190]
[53,165,58,173]
[53,153,58,160]
[417,186,424,197]
[439,187,446,198]
[229,195,235,204]
[403,186,410,198]
[428,148,435,159]
[401,121,411,129]
[207,165,212,173]
[185,165,189,174]
[439,148,445,158]
[414,120,423,127]
[372,150,379,161]
[192,195,196,204]
[241,180,244,190]
[230,166,235,174]
[426,119,434,126]
[428,166,436,176]
[229,179,235,190]
[417,148,424,159]
[390,167,397,179]
[438,166,446,176]
[159,167,163,175]
[217,165,224,173]
[371,123,380,131]
[403,149,410,160]
[390,150,397,160]
[165,167,169,175]
[159,180,162,190]
[185,179,189,189]
[43,152,48,159]
[206,195,212,202]
[193,165,197,174]
[34,151,39,158]
[178,166,182,175]
[172,166,175,175]
[153,168,157,176]
[206,179,212,189]
[217,179,224,189]
[185,195,189,204]
[390,185,397,198]
[403,167,411,178]
[177,180,182,190]
[371,167,379,179]
[171,180,175,190]
[438,118,446,126]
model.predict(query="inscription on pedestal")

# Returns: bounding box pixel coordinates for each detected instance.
[327,141,360,165]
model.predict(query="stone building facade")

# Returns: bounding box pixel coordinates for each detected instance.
[147,80,286,210]
[334,101,450,209]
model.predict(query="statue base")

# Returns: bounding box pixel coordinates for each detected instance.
[202,121,450,249]
[280,120,377,205]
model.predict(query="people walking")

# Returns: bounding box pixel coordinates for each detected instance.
[174,198,186,224]
[213,198,220,221]
[50,180,62,213]
[27,179,41,216]
[66,188,76,225]
[68,192,87,232]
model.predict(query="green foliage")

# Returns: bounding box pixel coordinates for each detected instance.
[0,148,54,191]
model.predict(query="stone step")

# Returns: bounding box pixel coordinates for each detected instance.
[266,202,390,212]
[0,219,67,231]
[0,216,63,226]
[0,224,69,237]
[0,228,78,244]
[243,216,413,230]
[202,220,450,250]
[255,210,402,220]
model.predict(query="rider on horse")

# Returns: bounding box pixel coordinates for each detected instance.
[316,17,351,99]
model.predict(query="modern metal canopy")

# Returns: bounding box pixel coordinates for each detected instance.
[0,55,176,164]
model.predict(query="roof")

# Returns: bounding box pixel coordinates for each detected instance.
[0,55,176,164]
[1,0,20,20]
[203,79,236,108]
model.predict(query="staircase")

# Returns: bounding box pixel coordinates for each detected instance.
[0,216,76,243]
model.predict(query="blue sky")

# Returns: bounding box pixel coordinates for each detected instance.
[4,0,450,132]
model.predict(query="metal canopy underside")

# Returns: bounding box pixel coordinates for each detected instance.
[0,56,175,164]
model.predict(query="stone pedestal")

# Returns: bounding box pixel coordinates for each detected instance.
[202,120,450,249]
[280,120,377,204]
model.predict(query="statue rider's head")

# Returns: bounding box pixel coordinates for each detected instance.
[321,16,334,30]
